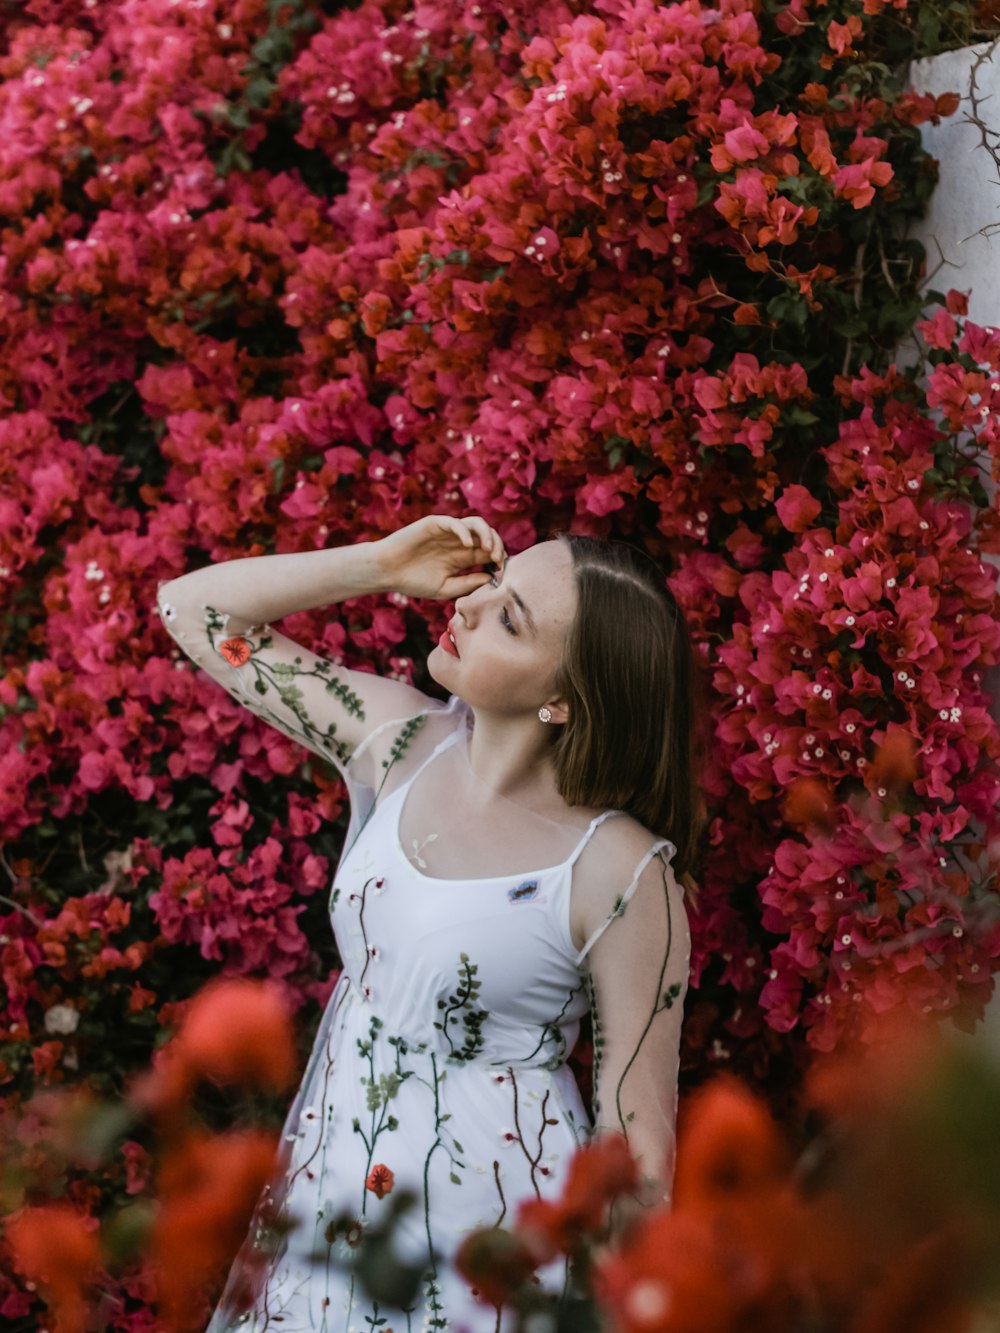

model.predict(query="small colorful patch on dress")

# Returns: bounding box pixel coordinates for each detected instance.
[507,879,539,903]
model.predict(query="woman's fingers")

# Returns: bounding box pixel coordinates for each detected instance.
[442,516,474,548]
[461,515,505,563]
[459,516,491,550]
[431,512,505,564]
[450,569,494,597]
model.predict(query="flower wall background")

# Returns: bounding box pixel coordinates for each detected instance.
[2,0,1000,1327]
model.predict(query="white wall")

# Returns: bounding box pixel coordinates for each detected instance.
[904,40,1000,1053]
[909,42,1000,336]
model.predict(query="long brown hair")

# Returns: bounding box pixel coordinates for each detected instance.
[547,532,707,905]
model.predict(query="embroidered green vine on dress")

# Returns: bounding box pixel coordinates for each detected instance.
[435,953,488,1064]
[206,605,365,767]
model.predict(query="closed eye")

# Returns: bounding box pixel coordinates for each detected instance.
[489,571,517,635]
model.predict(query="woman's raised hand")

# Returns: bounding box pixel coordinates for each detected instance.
[374,514,507,601]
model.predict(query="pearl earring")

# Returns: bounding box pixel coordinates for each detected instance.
[538,707,552,723]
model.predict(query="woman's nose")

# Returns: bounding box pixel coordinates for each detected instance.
[453,587,482,623]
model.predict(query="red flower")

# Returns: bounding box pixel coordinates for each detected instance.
[832,158,894,209]
[5,1203,101,1333]
[151,1127,280,1330]
[366,1163,394,1198]
[674,1074,788,1212]
[455,1227,537,1307]
[595,1209,742,1333]
[827,14,863,56]
[869,729,919,794]
[915,306,959,351]
[733,302,761,326]
[516,1134,638,1260]
[218,636,252,666]
[594,1076,811,1331]
[783,776,837,834]
[774,482,823,534]
[177,978,296,1090]
[129,978,297,1117]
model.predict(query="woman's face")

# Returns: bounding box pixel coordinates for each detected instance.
[429,539,578,714]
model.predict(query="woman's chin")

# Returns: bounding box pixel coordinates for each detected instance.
[426,652,448,684]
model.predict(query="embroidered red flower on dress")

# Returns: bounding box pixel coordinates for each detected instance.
[366,1164,394,1198]
[218,637,252,667]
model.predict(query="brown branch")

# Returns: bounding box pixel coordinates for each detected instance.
[956,36,1000,244]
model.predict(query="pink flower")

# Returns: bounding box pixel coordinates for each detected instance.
[775,485,822,534]
[832,158,894,209]
[827,16,863,56]
[711,121,771,171]
[916,307,959,350]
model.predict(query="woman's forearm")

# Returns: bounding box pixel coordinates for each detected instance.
[158,540,392,626]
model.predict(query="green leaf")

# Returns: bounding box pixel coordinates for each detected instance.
[102,1201,156,1265]
[783,406,821,426]
[252,29,293,65]
[226,103,252,131]
[74,1100,138,1166]
[245,77,276,109]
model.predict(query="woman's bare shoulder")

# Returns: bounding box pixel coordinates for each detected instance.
[569,812,676,950]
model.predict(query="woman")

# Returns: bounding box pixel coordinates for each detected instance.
[155,513,701,1332]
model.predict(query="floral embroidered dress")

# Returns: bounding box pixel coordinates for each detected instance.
[155,586,691,1333]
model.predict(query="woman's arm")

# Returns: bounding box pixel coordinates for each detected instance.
[155,516,506,777]
[582,849,691,1230]
[155,539,433,769]
[158,539,391,633]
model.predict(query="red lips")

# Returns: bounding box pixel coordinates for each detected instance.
[437,623,460,657]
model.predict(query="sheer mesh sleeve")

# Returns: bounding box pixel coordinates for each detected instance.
[579,843,691,1212]
[154,579,460,852]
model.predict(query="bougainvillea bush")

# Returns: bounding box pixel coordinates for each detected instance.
[2,0,1000,1325]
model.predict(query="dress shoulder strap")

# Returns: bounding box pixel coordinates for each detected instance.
[565,808,626,869]
[575,836,677,967]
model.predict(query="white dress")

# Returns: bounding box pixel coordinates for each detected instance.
[155,590,690,1333]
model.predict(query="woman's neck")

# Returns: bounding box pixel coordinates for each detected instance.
[460,715,559,809]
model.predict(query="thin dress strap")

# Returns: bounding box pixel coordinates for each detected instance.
[565,809,626,869]
[575,836,677,967]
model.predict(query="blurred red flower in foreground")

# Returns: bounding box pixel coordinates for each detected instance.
[672,1070,790,1207]
[128,977,298,1119]
[782,774,837,834]
[150,1125,280,1331]
[596,1075,805,1332]
[799,1009,996,1333]
[174,977,297,1088]
[867,727,919,794]
[110,979,299,1327]
[516,1132,639,1262]
[454,1134,640,1311]
[4,1202,101,1333]
[454,1226,538,1309]
[591,1015,997,1333]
